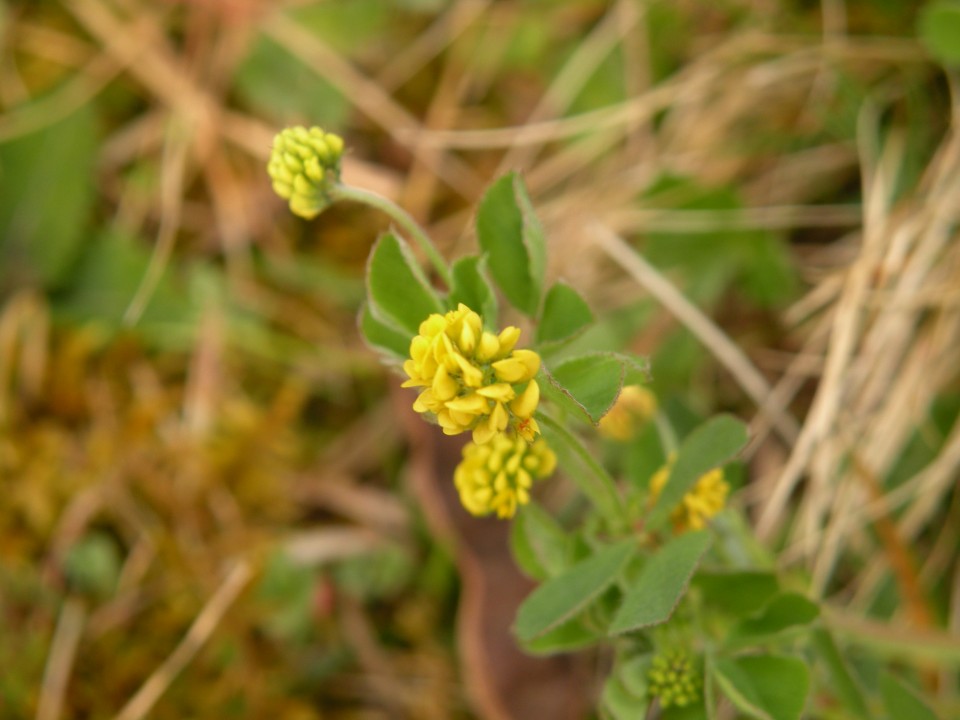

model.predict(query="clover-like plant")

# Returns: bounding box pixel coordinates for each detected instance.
[267,127,941,720]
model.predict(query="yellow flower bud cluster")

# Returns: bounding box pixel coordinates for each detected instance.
[454,433,557,519]
[402,304,542,445]
[647,649,700,709]
[649,456,729,533]
[598,385,658,441]
[267,126,344,219]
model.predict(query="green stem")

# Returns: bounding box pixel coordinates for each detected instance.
[331,185,452,287]
[539,412,629,529]
[654,412,678,455]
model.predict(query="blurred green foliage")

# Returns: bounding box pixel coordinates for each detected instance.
[0,0,956,718]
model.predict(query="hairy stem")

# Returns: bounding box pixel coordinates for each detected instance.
[331,185,452,287]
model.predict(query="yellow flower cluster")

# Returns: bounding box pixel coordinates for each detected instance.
[267,126,344,219]
[454,433,557,518]
[598,385,658,440]
[649,457,729,533]
[402,304,542,445]
[647,650,700,709]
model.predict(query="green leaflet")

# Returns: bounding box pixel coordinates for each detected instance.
[536,281,594,345]
[515,540,635,641]
[609,531,711,634]
[366,231,443,336]
[476,172,546,317]
[647,415,748,532]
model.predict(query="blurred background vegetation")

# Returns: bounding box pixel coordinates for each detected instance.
[1,0,959,718]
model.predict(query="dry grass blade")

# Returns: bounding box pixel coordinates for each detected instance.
[123,125,189,326]
[591,222,801,446]
[0,54,120,141]
[376,0,491,91]
[111,560,252,720]
[494,0,643,175]
[751,79,960,610]
[754,101,905,546]
[607,205,863,233]
[36,598,86,720]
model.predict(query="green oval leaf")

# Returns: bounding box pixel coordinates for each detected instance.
[713,655,809,720]
[647,415,748,532]
[448,255,498,323]
[693,571,779,618]
[879,672,940,720]
[536,280,594,345]
[476,172,546,316]
[511,502,570,581]
[359,302,410,360]
[732,593,819,642]
[366,231,443,335]
[609,530,711,635]
[0,104,97,289]
[542,352,649,425]
[515,540,635,641]
[521,617,601,656]
[601,674,650,720]
[810,629,871,719]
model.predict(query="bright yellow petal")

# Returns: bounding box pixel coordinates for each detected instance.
[509,379,539,418]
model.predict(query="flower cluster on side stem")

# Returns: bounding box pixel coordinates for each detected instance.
[647,649,701,709]
[454,433,557,519]
[402,304,541,445]
[267,126,344,219]
[598,384,658,441]
[649,456,729,533]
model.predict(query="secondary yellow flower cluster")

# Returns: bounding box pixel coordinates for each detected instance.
[598,385,657,440]
[267,126,344,219]
[647,649,700,709]
[402,304,541,445]
[649,456,728,533]
[455,434,557,519]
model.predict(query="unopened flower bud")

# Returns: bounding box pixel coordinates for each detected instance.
[267,126,344,219]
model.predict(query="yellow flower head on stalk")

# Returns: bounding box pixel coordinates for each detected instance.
[598,385,658,441]
[402,304,542,444]
[454,433,557,519]
[647,649,700,709]
[267,126,345,219]
[649,455,729,533]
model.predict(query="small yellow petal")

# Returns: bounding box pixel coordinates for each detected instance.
[492,357,526,383]
[496,326,521,358]
[444,393,489,415]
[447,410,474,427]
[513,349,541,378]
[516,416,540,442]
[432,364,458,401]
[472,419,496,445]
[271,180,292,199]
[293,174,314,195]
[475,332,500,362]
[490,402,509,432]
[509,379,539,418]
[476,383,516,403]
[459,321,476,354]
[452,352,485,387]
